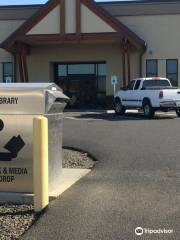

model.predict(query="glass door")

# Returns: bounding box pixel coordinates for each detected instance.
[67,74,97,108]
[54,62,106,108]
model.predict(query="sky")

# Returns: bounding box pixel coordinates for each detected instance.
[0,0,125,6]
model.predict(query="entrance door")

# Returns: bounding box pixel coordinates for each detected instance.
[67,74,97,108]
[54,62,107,108]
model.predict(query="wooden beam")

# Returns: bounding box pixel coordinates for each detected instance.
[1,0,62,51]
[20,33,122,44]
[60,0,65,34]
[76,0,81,34]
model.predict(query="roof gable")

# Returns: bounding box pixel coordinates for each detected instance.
[1,0,145,51]
[1,0,61,50]
[81,4,115,33]
[27,5,60,35]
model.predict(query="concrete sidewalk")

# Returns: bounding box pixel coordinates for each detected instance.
[0,169,90,204]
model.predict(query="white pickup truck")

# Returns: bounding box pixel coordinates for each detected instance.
[114,77,180,118]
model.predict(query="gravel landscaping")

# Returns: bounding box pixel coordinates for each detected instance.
[0,148,95,240]
[63,147,95,169]
[0,204,35,240]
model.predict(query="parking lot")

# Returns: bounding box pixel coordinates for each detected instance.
[23,111,180,240]
[64,110,178,121]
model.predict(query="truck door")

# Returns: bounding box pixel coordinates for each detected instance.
[132,79,142,107]
[122,80,142,107]
[122,80,136,107]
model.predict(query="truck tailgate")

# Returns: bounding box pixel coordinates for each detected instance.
[163,89,180,101]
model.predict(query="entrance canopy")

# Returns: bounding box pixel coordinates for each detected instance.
[1,0,145,51]
[0,0,146,84]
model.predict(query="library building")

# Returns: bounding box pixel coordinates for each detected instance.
[0,0,179,107]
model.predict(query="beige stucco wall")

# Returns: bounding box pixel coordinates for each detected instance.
[118,14,180,83]
[27,5,60,35]
[0,6,40,20]
[65,0,116,34]
[0,49,14,83]
[0,20,24,83]
[130,51,140,79]
[102,2,180,17]
[81,5,115,33]
[2,7,180,91]
[26,43,122,96]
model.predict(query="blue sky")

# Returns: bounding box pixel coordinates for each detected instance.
[0,0,125,5]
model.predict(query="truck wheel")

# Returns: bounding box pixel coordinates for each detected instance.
[176,109,180,117]
[142,100,155,118]
[114,98,126,115]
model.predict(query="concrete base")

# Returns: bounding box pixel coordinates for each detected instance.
[0,168,91,204]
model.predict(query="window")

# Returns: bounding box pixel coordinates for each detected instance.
[166,59,178,86]
[55,62,107,107]
[146,60,158,77]
[58,65,67,76]
[68,64,94,75]
[142,80,170,90]
[97,64,106,76]
[127,80,135,90]
[56,63,107,93]
[3,62,13,83]
[97,63,106,92]
[134,80,141,90]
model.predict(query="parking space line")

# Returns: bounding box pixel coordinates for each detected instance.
[64,116,103,121]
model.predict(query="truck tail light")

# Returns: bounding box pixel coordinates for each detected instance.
[159,90,164,99]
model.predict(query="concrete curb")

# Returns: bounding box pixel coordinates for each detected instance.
[0,168,91,204]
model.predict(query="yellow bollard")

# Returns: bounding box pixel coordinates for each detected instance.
[33,116,49,212]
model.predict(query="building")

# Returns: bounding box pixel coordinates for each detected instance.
[0,0,179,108]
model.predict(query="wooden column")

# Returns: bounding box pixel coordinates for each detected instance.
[76,0,81,34]
[60,0,65,34]
[17,53,24,83]
[127,50,130,84]
[22,50,29,83]
[121,38,131,86]
[16,43,29,83]
[122,51,126,87]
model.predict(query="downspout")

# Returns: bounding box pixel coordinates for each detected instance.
[139,43,147,77]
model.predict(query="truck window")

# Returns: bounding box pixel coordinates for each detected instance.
[134,80,141,90]
[142,80,171,89]
[127,80,135,90]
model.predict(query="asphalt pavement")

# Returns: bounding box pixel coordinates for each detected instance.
[22,111,180,240]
